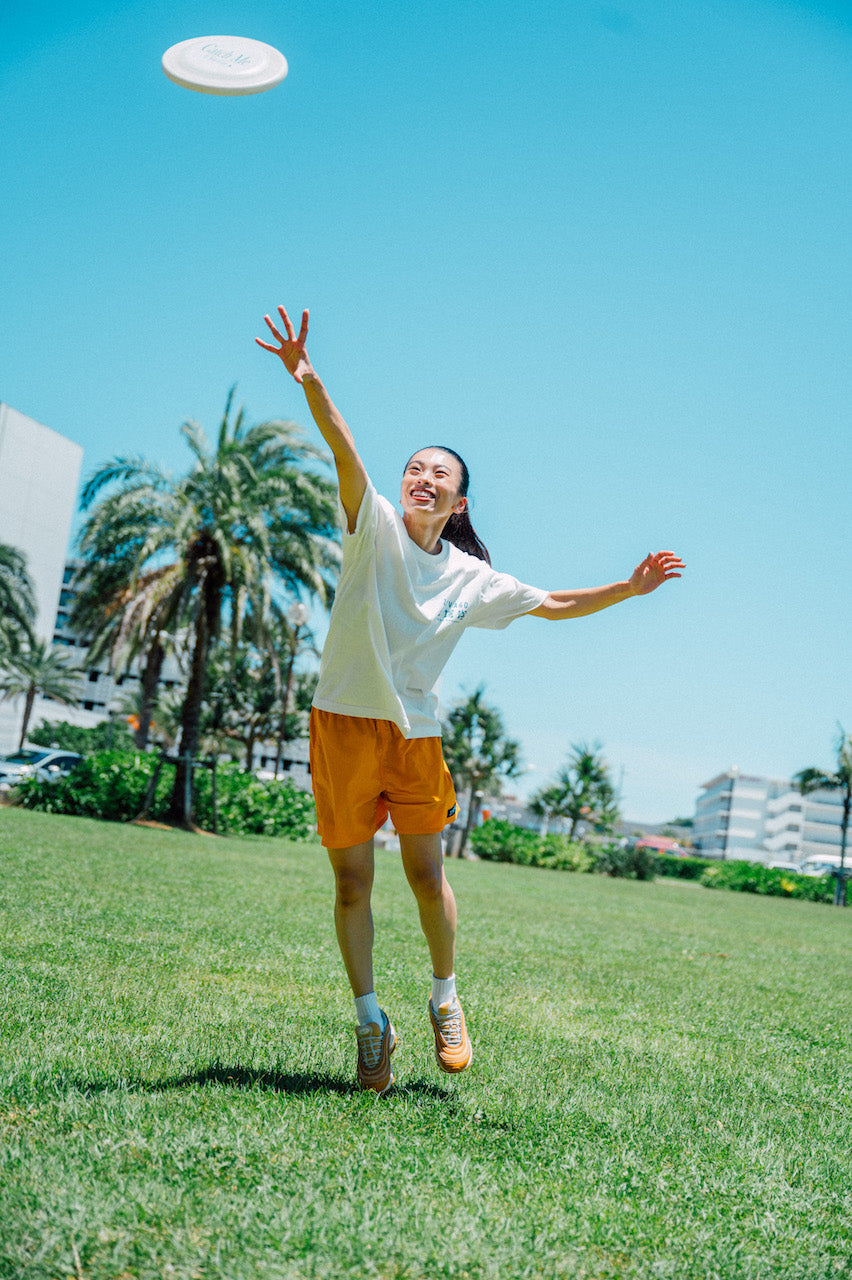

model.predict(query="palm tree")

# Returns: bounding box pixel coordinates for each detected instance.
[78,390,339,826]
[441,687,521,856]
[0,637,79,749]
[530,743,619,841]
[794,729,852,907]
[0,543,36,659]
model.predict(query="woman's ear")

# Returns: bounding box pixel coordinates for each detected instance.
[454,497,468,516]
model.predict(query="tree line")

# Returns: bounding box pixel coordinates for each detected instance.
[1,393,338,826]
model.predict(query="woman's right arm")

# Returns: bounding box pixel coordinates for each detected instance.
[256,305,368,532]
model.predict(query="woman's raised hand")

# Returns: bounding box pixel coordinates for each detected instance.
[255,305,313,383]
[629,551,685,596]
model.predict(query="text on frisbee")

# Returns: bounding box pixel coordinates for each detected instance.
[161,36,288,96]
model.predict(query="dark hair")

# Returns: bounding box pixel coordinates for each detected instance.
[405,445,491,564]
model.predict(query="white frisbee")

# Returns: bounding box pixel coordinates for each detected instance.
[162,35,288,96]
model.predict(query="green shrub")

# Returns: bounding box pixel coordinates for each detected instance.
[469,819,590,871]
[469,819,540,864]
[656,852,715,880]
[15,750,316,840]
[28,718,136,754]
[699,859,835,903]
[16,749,164,820]
[193,766,316,840]
[587,842,659,880]
[469,821,645,876]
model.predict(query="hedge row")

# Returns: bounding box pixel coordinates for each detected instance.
[13,749,316,840]
[469,819,658,880]
[698,858,835,903]
[469,819,837,902]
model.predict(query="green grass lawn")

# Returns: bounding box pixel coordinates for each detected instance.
[1,807,850,1280]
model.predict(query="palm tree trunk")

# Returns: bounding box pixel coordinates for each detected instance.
[273,641,299,776]
[457,783,480,858]
[167,602,212,828]
[17,684,37,750]
[135,639,164,750]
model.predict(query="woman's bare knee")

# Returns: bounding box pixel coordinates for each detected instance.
[328,842,374,908]
[333,868,372,907]
[410,863,445,902]
[399,833,446,902]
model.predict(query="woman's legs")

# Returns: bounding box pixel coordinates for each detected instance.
[398,832,457,980]
[399,831,472,1073]
[327,839,376,998]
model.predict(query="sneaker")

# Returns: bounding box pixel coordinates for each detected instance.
[355,1013,396,1094]
[428,998,472,1073]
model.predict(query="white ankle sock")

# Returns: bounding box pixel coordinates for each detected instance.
[354,992,383,1028]
[431,973,457,1010]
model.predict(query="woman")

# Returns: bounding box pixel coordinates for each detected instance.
[257,305,684,1094]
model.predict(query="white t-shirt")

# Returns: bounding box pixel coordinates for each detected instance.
[312,481,547,737]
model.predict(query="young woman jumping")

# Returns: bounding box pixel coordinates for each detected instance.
[257,305,684,1094]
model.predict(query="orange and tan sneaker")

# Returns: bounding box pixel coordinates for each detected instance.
[355,1014,397,1094]
[428,998,472,1073]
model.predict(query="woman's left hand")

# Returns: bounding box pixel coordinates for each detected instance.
[629,552,685,595]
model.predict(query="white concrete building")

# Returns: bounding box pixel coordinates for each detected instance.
[0,404,83,754]
[49,558,187,733]
[693,767,847,865]
[763,785,847,865]
[693,769,778,860]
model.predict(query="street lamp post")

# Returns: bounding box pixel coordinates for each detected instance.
[273,603,310,779]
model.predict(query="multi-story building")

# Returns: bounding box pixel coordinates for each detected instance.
[762,784,847,865]
[693,769,777,860]
[693,767,846,865]
[50,557,185,721]
[0,404,83,753]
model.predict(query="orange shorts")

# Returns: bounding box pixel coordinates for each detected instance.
[309,709,458,849]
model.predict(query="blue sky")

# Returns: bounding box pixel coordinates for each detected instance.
[2,0,849,821]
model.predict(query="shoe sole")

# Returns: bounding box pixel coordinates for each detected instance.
[376,1030,397,1095]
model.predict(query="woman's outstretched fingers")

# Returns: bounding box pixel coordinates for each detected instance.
[255,305,313,382]
[277,305,296,340]
[631,550,685,594]
[254,313,284,352]
[277,305,309,346]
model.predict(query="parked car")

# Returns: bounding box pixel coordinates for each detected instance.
[767,860,805,874]
[0,748,82,791]
[797,854,844,878]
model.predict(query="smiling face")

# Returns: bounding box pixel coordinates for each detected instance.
[400,448,467,523]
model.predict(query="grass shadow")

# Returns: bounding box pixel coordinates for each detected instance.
[65,1061,456,1103]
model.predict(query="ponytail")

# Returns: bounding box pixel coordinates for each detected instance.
[441,507,491,565]
[404,444,491,564]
